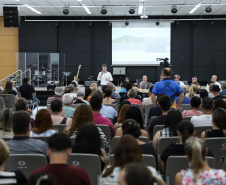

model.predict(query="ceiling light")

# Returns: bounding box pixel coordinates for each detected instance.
[15,0,20,1]
[77,0,82,1]
[83,4,91,15]
[63,6,69,15]
[125,21,129,26]
[101,6,107,15]
[171,5,177,14]
[129,7,135,14]
[206,5,212,13]
[138,3,144,15]
[189,3,201,14]
[24,4,42,15]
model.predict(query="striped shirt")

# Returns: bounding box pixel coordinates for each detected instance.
[0,171,27,185]
[30,129,55,137]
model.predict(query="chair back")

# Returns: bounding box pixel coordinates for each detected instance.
[53,124,66,133]
[158,137,179,156]
[183,117,191,121]
[166,156,215,185]
[71,104,83,109]
[47,104,52,114]
[0,97,5,109]
[145,104,153,117]
[194,126,212,138]
[4,154,47,178]
[131,104,142,112]
[103,104,118,112]
[0,94,16,108]
[96,125,111,144]
[30,136,49,143]
[68,154,101,185]
[153,125,164,137]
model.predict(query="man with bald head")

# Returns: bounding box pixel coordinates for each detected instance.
[206,75,222,92]
[151,67,184,109]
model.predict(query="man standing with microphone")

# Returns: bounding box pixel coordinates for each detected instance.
[97,64,113,89]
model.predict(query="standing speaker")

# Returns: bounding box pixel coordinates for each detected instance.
[3,7,20,27]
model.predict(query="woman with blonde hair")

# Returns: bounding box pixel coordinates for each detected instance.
[175,136,226,185]
[187,84,198,98]
[0,139,27,184]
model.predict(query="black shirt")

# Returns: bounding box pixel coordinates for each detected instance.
[19,84,35,100]
[206,129,225,138]
[148,106,162,120]
[7,90,17,96]
[119,95,141,102]
[148,115,167,135]
[213,95,225,100]
[73,99,86,104]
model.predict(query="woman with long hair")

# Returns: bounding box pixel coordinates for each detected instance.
[175,136,226,185]
[187,84,198,98]
[30,109,55,136]
[2,81,18,99]
[152,110,183,151]
[64,104,109,152]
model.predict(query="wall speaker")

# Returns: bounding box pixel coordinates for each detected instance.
[3,7,20,27]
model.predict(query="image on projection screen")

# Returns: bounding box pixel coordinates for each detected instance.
[112,22,171,66]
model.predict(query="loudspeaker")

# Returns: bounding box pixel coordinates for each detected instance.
[3,7,20,27]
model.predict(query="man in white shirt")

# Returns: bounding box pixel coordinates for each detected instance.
[206,75,222,92]
[191,97,214,127]
[97,64,113,86]
[174,74,185,86]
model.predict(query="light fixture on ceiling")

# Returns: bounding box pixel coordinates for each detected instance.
[125,21,129,26]
[101,6,107,15]
[15,0,20,1]
[138,3,144,15]
[24,4,42,15]
[77,0,82,1]
[206,5,212,13]
[129,7,135,14]
[189,3,201,14]
[83,4,91,15]
[63,6,69,15]
[171,5,177,14]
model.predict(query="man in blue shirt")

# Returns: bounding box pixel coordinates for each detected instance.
[220,82,226,95]
[151,67,184,109]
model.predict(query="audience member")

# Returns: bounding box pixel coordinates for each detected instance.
[67,84,77,99]
[132,86,142,98]
[29,133,91,185]
[0,139,27,185]
[152,110,183,151]
[115,106,148,137]
[102,85,115,100]
[73,90,89,104]
[119,163,165,185]
[90,94,114,136]
[127,89,142,105]
[148,95,171,139]
[64,104,109,152]
[201,108,226,140]
[151,68,184,109]
[174,74,184,86]
[84,87,91,101]
[107,82,120,99]
[190,76,201,89]
[206,75,222,92]
[220,82,226,95]
[30,109,55,136]
[62,93,75,117]
[176,86,190,104]
[187,84,199,98]
[141,75,151,89]
[159,121,195,175]
[191,97,214,127]
[212,85,224,100]
[142,84,154,105]
[114,104,131,133]
[182,96,202,117]
[208,83,215,98]
[64,86,72,94]
[90,83,98,95]
[199,89,209,101]
[148,94,164,120]
[6,111,48,156]
[122,119,158,168]
[0,108,13,138]
[100,135,158,184]
[119,82,127,93]
[51,99,72,125]
[103,87,115,104]
[72,124,108,171]
[47,87,64,105]
[139,81,148,93]
[213,99,226,110]
[2,81,18,99]
[118,101,131,114]
[175,137,226,185]
[119,82,141,102]
[19,78,40,105]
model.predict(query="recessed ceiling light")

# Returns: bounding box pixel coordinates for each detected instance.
[15,0,20,1]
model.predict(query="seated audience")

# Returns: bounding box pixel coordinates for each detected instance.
[90,94,114,136]
[118,100,131,114]
[120,82,141,102]
[212,85,224,100]
[107,82,120,99]
[220,82,226,95]
[67,84,77,99]
[119,82,127,93]
[142,84,154,105]
[206,75,222,92]
[0,139,27,185]
[19,78,40,105]
[100,135,159,184]
[64,104,109,152]
[51,99,72,125]
[122,119,158,167]
[148,94,164,120]
[139,81,148,93]
[73,90,89,104]
[182,96,202,117]
[62,93,75,117]
[30,109,55,136]
[115,106,148,137]
[191,97,214,127]
[6,111,47,156]
[208,83,215,98]
[132,86,142,98]
[190,76,201,89]
[64,86,72,94]
[152,110,183,151]
[199,89,208,101]
[187,84,199,98]
[126,89,142,105]
[2,81,18,99]
[213,99,226,110]
[175,136,226,185]
[201,108,226,140]
[47,87,64,105]
[0,108,13,138]
[103,87,115,104]
[84,87,91,101]
[176,86,190,104]
[90,82,98,96]
[114,104,131,133]
[160,121,195,175]
[119,163,165,185]
[141,75,151,89]
[148,95,171,139]
[29,133,91,185]
[174,74,184,86]
[72,123,108,171]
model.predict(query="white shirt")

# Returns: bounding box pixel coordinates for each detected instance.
[191,114,212,127]
[206,81,222,92]
[100,105,117,120]
[179,81,185,86]
[97,71,113,85]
